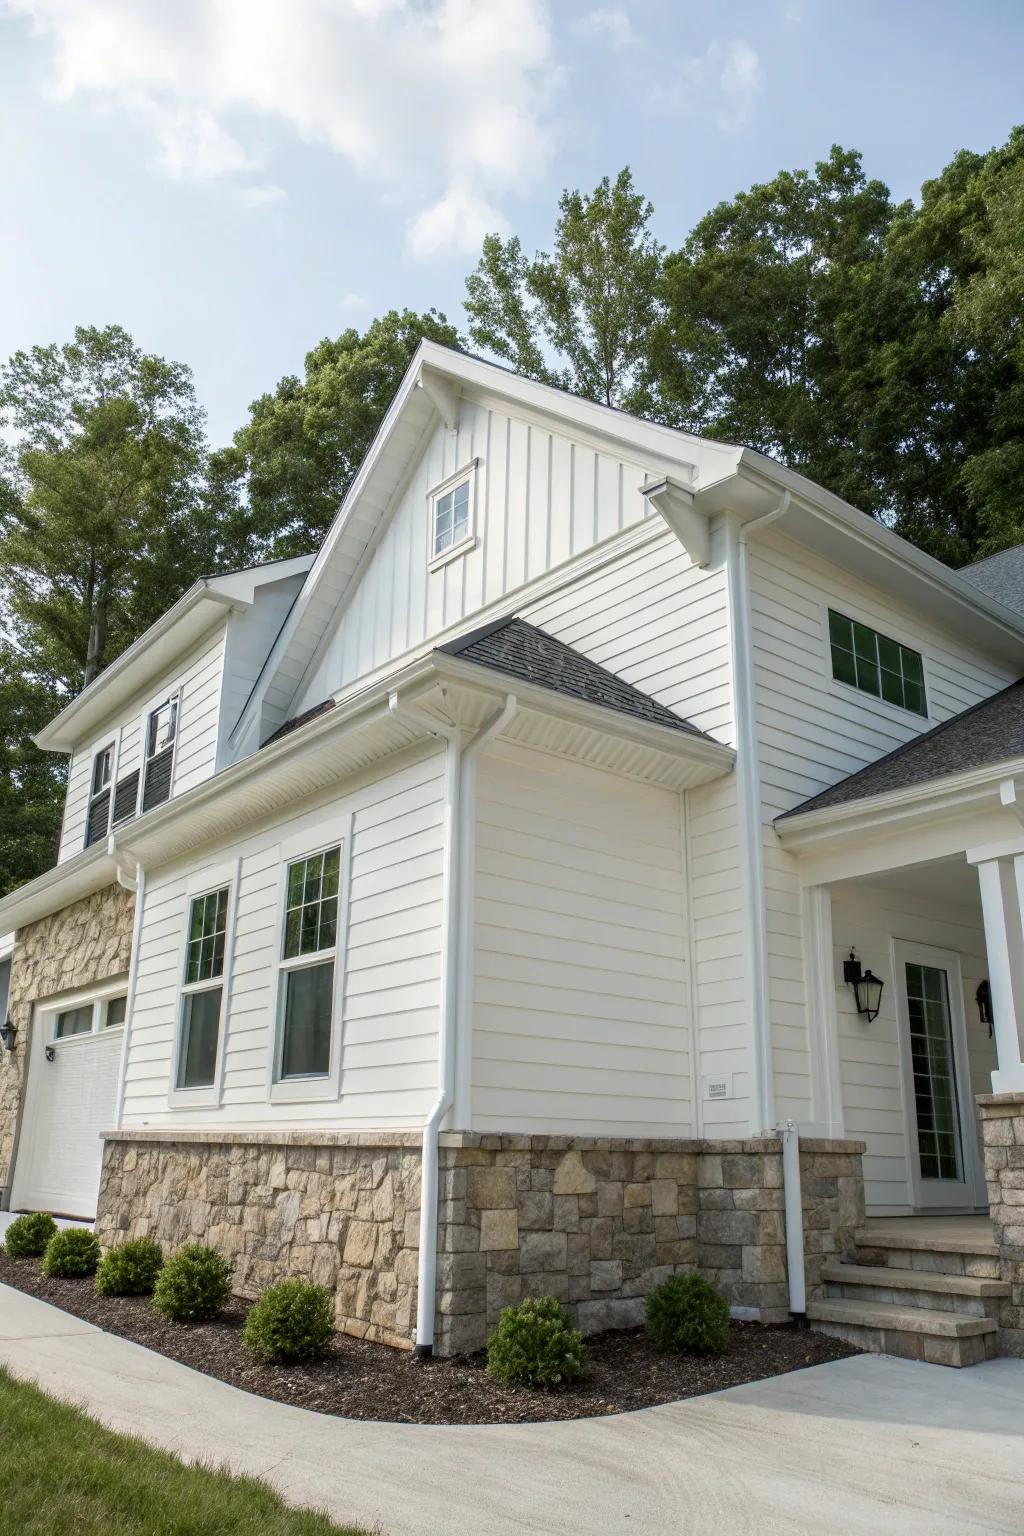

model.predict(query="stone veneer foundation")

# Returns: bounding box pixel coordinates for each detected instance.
[0,884,134,1204]
[978,1092,1024,1357]
[96,1128,865,1355]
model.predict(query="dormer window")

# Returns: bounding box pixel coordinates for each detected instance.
[85,744,114,848]
[428,462,478,569]
[142,694,178,812]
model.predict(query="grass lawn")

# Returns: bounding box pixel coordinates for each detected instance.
[0,1366,368,1536]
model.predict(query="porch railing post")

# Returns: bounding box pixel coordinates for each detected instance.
[975,856,1024,1093]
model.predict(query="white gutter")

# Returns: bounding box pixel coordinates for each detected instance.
[728,492,790,1134]
[112,856,146,1131]
[386,689,516,1356]
[779,1119,806,1316]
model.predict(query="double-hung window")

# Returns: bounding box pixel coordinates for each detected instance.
[828,610,927,716]
[176,887,229,1090]
[142,695,178,812]
[277,846,340,1080]
[85,745,114,847]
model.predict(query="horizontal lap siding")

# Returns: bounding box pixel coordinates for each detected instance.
[751,530,1018,1131]
[121,746,445,1128]
[293,403,663,711]
[471,742,692,1136]
[829,881,993,1213]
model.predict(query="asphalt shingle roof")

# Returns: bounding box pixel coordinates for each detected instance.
[440,617,714,741]
[959,543,1024,616]
[778,677,1024,820]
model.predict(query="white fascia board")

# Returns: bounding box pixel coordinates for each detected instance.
[0,847,118,934]
[205,554,314,606]
[34,584,238,753]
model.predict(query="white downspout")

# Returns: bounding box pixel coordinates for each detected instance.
[112,856,146,1131]
[727,492,790,1135]
[780,1118,807,1317]
[387,690,516,1357]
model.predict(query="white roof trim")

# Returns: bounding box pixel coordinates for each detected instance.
[0,846,119,935]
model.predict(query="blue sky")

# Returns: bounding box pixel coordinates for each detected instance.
[2,0,1023,447]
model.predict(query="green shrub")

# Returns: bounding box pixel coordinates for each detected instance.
[2,1212,57,1258]
[645,1272,730,1354]
[242,1279,334,1364]
[41,1227,102,1278]
[95,1238,164,1297]
[152,1244,232,1323]
[486,1296,587,1388]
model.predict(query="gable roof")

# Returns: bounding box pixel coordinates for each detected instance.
[959,544,1024,616]
[778,677,1024,821]
[440,617,713,741]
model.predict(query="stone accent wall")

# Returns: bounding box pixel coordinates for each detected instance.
[0,883,134,1202]
[978,1092,1024,1357]
[96,1127,865,1355]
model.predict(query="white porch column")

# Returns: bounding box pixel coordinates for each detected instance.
[801,884,845,1137]
[975,856,1024,1093]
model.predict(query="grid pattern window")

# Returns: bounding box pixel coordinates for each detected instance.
[278,846,340,1080]
[142,695,178,813]
[85,745,114,847]
[828,611,927,715]
[433,476,471,557]
[904,962,962,1182]
[177,886,229,1091]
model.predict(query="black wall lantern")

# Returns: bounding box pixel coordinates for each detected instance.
[0,1015,16,1052]
[977,979,993,1036]
[843,951,884,1022]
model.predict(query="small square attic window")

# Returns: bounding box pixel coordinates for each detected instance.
[428,461,478,567]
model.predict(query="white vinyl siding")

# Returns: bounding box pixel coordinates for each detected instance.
[829,879,994,1213]
[58,624,227,861]
[471,742,692,1136]
[292,404,670,713]
[120,746,445,1129]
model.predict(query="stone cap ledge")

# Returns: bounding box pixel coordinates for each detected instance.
[102,1127,426,1149]
[977,1093,1024,1110]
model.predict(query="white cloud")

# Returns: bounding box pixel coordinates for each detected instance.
[709,39,763,130]
[5,0,558,257]
[574,7,636,50]
[234,183,286,210]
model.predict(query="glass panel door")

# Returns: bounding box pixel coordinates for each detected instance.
[904,961,963,1184]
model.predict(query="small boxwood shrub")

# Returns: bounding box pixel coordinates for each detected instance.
[41,1227,102,1278]
[2,1212,57,1258]
[152,1244,232,1323]
[242,1279,334,1364]
[486,1296,587,1388]
[645,1272,730,1354]
[95,1238,164,1297]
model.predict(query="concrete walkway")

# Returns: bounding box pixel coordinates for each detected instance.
[1,1283,1022,1535]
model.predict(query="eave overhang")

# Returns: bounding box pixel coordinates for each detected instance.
[0,845,119,935]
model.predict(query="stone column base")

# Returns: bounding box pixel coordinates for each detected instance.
[978,1092,1024,1356]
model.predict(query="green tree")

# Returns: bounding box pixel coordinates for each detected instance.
[234,308,462,556]
[0,325,216,689]
[0,648,65,896]
[465,168,664,411]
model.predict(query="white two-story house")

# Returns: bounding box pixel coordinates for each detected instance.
[3,341,1024,1364]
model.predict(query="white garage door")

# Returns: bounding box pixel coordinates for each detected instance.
[12,986,126,1219]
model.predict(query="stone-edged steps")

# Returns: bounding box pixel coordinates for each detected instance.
[807,1219,1007,1368]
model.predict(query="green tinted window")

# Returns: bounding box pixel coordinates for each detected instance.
[828,610,927,716]
[283,848,340,959]
[185,888,229,984]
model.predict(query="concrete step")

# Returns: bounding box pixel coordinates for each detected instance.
[854,1224,996,1255]
[821,1264,1008,1320]
[807,1297,998,1368]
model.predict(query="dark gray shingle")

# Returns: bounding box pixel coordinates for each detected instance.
[959,544,1024,616]
[778,678,1024,820]
[440,617,714,741]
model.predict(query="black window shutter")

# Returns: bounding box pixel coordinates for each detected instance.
[142,746,174,812]
[85,789,111,847]
[112,770,140,826]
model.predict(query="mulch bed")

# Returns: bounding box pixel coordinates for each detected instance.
[0,1254,860,1425]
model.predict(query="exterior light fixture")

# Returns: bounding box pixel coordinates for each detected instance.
[843,951,884,1022]
[0,1016,16,1052]
[977,979,993,1035]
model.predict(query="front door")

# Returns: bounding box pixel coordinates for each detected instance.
[893,941,985,1211]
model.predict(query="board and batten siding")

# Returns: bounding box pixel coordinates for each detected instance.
[120,745,445,1129]
[829,879,994,1213]
[218,574,307,766]
[750,527,1019,1128]
[291,402,678,715]
[58,624,228,861]
[471,741,694,1136]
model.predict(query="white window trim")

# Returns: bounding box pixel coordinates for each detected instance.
[169,858,239,1108]
[267,818,352,1105]
[819,600,932,724]
[428,459,479,572]
[43,976,129,1049]
[137,684,182,816]
[83,735,119,850]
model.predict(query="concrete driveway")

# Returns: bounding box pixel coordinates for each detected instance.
[0,1282,1021,1535]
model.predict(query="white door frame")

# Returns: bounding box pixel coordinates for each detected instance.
[891,938,987,1211]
